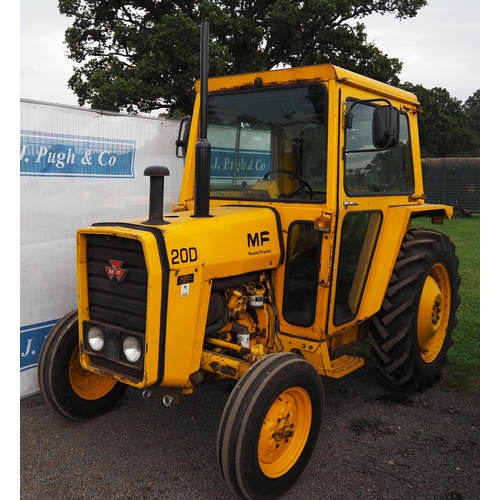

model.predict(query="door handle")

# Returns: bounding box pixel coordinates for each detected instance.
[343,199,359,209]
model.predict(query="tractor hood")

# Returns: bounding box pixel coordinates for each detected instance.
[160,205,284,278]
[81,205,284,282]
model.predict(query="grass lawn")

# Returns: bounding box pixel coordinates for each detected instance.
[413,214,480,393]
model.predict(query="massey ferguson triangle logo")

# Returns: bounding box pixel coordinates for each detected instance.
[105,260,129,282]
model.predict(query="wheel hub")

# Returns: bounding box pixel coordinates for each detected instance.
[272,416,294,442]
[258,387,312,478]
[69,347,117,400]
[417,263,451,363]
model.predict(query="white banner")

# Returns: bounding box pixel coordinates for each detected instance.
[20,100,184,397]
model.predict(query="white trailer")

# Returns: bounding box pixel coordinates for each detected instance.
[20,99,184,397]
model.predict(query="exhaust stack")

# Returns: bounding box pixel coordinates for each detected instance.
[143,165,170,225]
[193,21,211,218]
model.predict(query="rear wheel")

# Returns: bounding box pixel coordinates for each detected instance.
[38,310,128,421]
[368,228,460,391]
[217,353,324,500]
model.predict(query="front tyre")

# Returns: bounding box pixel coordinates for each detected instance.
[217,353,324,500]
[368,228,461,391]
[37,310,128,421]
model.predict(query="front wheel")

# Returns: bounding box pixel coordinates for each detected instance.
[368,228,461,391]
[37,310,128,421]
[217,353,324,500]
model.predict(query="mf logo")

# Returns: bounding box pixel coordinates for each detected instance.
[247,231,270,247]
[105,260,129,282]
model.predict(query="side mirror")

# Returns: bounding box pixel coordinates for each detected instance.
[372,106,399,149]
[175,115,191,158]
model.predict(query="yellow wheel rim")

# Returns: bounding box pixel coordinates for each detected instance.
[417,262,452,363]
[258,386,312,478]
[69,346,117,400]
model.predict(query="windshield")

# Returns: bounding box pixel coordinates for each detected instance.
[207,84,327,202]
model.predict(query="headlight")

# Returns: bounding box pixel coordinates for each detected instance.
[123,336,141,363]
[87,326,104,351]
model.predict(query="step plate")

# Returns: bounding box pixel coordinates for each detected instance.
[329,355,364,379]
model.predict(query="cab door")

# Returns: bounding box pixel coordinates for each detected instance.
[329,90,415,331]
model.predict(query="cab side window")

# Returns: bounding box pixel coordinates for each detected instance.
[344,102,414,195]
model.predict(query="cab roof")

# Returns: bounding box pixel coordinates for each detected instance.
[197,64,419,107]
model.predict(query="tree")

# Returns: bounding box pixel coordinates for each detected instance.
[462,90,480,156]
[400,83,480,158]
[59,0,427,115]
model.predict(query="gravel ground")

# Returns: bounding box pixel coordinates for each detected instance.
[20,365,479,500]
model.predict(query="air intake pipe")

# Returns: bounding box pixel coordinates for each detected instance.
[143,165,170,225]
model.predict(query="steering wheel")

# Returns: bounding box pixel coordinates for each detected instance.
[263,169,314,199]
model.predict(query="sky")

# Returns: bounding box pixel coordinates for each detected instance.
[19,0,481,109]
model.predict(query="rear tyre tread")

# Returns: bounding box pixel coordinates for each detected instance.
[368,228,460,391]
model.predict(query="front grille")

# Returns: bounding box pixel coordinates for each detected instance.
[86,234,148,333]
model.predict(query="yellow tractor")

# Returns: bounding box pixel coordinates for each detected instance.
[38,22,460,500]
